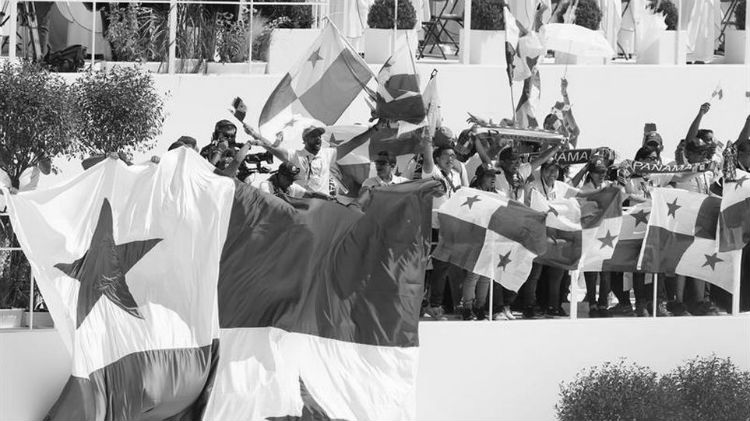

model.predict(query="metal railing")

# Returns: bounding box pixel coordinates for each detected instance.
[2,0,330,73]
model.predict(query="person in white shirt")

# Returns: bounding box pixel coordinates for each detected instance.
[421,134,468,321]
[256,162,332,201]
[247,125,341,196]
[361,151,408,191]
[494,143,562,205]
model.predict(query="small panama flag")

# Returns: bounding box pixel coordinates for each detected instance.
[710,83,724,101]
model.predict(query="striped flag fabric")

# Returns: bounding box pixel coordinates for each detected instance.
[258,20,374,139]
[431,188,548,291]
[4,148,435,420]
[583,202,651,272]
[718,169,750,252]
[639,188,741,293]
[530,186,623,270]
[375,42,425,125]
[397,70,441,137]
[330,124,422,198]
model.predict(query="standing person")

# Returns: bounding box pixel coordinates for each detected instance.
[542,78,581,148]
[247,125,341,196]
[580,157,614,318]
[527,159,569,317]
[462,166,517,321]
[421,132,468,321]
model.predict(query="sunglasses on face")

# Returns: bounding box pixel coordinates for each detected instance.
[374,160,390,166]
[218,132,236,141]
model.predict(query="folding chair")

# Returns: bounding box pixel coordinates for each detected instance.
[418,0,463,60]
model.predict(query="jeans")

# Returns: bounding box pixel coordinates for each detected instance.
[473,278,517,313]
[519,263,542,308]
[527,264,566,310]
[632,272,667,308]
[610,272,631,306]
[428,258,464,310]
[584,272,611,308]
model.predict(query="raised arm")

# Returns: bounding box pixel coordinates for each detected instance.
[737,114,750,142]
[243,124,291,162]
[421,129,435,175]
[529,143,562,171]
[217,141,251,178]
[685,103,710,144]
[560,78,580,147]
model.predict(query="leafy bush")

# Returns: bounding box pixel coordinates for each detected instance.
[736,0,746,31]
[471,0,505,30]
[650,0,678,31]
[659,356,750,421]
[215,11,250,63]
[255,0,312,29]
[556,360,663,421]
[105,4,168,62]
[367,0,417,30]
[559,0,602,30]
[0,61,74,189]
[557,356,750,421]
[71,67,166,159]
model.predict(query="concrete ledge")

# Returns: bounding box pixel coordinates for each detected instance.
[2,316,748,421]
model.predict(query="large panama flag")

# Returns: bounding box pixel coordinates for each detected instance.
[432,188,548,291]
[582,201,650,272]
[719,169,750,252]
[259,20,374,139]
[4,148,436,420]
[639,188,741,293]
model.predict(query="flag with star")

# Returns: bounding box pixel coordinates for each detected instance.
[530,186,623,270]
[374,41,426,125]
[258,20,375,140]
[638,188,741,292]
[4,148,435,420]
[582,202,651,272]
[718,169,750,252]
[329,123,423,199]
[2,149,233,420]
[431,188,548,291]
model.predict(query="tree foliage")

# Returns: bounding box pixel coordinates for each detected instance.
[471,0,505,31]
[0,61,74,189]
[367,0,417,30]
[71,66,166,158]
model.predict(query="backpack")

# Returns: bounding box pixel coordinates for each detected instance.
[44,45,87,72]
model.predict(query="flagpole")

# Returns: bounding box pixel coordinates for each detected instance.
[652,274,658,318]
[392,0,398,58]
[503,11,516,123]
[569,270,578,319]
[732,254,741,315]
[489,277,495,322]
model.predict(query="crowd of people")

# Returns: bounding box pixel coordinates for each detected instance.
[177,88,750,322]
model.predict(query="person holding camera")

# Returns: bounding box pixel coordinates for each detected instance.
[200,120,253,181]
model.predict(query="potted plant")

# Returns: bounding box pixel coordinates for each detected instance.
[254,0,317,73]
[637,0,686,64]
[103,3,169,73]
[555,0,606,64]
[205,9,267,75]
[71,67,166,163]
[725,0,747,64]
[364,0,418,64]
[459,0,506,65]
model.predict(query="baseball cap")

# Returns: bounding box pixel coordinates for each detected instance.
[302,126,325,140]
[475,165,497,178]
[588,157,608,173]
[433,126,455,148]
[277,162,301,178]
[644,131,663,149]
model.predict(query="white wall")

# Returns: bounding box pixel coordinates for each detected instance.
[1,317,749,421]
[40,64,750,189]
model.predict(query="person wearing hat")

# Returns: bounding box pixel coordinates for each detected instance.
[494,142,562,204]
[361,151,408,191]
[246,124,340,196]
[257,162,332,200]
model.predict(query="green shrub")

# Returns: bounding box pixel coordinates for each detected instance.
[558,0,602,30]
[557,356,750,421]
[659,355,750,421]
[556,360,663,421]
[105,4,168,62]
[471,0,505,30]
[367,0,417,30]
[650,0,678,31]
[736,0,746,31]
[255,0,312,29]
[71,67,166,159]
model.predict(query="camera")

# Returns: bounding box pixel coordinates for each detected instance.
[244,151,273,165]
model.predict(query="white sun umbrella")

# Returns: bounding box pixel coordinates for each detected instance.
[542,23,616,58]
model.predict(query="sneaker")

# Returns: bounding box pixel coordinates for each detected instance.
[474,309,488,320]
[609,303,636,317]
[424,306,448,321]
[635,304,649,317]
[522,306,544,319]
[655,302,672,317]
[545,306,568,318]
[667,301,692,316]
[461,307,477,321]
[502,306,516,320]
[690,301,720,316]
[597,307,612,318]
[588,304,600,318]
[492,312,509,321]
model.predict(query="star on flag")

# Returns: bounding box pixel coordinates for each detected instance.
[666,198,681,218]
